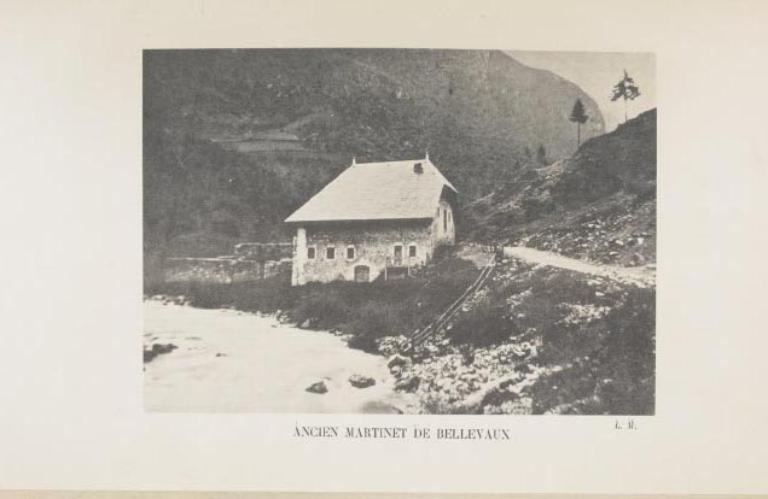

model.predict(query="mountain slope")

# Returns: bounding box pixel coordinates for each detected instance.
[143,49,605,270]
[466,109,657,266]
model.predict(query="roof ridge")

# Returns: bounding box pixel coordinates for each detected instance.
[353,157,429,165]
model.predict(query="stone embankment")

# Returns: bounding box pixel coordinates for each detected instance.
[163,242,292,284]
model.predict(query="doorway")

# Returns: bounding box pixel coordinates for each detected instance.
[354,265,370,283]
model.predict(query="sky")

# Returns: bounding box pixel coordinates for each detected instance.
[508,51,656,132]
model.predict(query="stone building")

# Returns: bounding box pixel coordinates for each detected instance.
[285,154,457,285]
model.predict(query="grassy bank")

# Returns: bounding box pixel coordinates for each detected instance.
[145,255,479,353]
[404,259,655,415]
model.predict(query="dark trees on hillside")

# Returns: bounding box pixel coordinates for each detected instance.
[569,98,589,148]
[536,144,548,165]
[611,70,641,123]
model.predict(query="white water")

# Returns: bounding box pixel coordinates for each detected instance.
[143,301,411,413]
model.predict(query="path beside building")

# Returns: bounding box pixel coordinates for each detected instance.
[503,246,656,288]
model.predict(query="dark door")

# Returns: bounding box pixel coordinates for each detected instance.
[393,245,403,265]
[354,265,370,283]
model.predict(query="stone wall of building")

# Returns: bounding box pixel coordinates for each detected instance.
[431,198,456,248]
[292,220,440,285]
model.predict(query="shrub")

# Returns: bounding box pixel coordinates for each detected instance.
[595,288,655,414]
[447,296,518,348]
[291,291,352,329]
[184,282,235,309]
[147,255,482,356]
[522,197,554,222]
[530,286,655,415]
[231,274,294,312]
[346,301,414,353]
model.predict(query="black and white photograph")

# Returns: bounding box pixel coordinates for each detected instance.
[143,48,656,415]
[8,0,768,495]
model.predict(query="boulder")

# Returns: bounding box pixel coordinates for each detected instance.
[306,381,328,394]
[514,362,534,374]
[395,376,420,392]
[387,354,409,370]
[299,319,312,328]
[153,343,177,354]
[143,343,177,363]
[348,374,376,389]
[460,374,524,413]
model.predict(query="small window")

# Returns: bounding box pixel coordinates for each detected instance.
[346,246,355,260]
[394,245,403,258]
[307,247,316,259]
[409,244,417,257]
[443,208,448,231]
[326,247,335,259]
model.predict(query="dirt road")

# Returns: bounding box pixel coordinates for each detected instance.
[502,246,655,287]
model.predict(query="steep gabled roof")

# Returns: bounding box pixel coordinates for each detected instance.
[285,156,457,223]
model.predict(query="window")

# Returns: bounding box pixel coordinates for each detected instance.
[326,247,335,259]
[307,247,316,259]
[409,244,417,257]
[346,246,355,260]
[443,207,448,231]
[394,245,403,259]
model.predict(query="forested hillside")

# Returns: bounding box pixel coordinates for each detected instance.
[143,49,604,267]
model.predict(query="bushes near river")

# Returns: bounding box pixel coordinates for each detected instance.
[145,254,478,354]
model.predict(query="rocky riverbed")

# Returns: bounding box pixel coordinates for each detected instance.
[375,333,543,414]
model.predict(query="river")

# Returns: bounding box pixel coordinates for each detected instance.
[143,301,415,413]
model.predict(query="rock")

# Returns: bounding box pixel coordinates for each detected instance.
[515,363,534,374]
[153,343,176,354]
[387,354,409,369]
[215,352,226,357]
[460,375,522,413]
[306,381,328,394]
[395,376,420,392]
[376,335,412,356]
[143,343,177,363]
[348,374,376,389]
[299,319,312,328]
[390,365,403,377]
